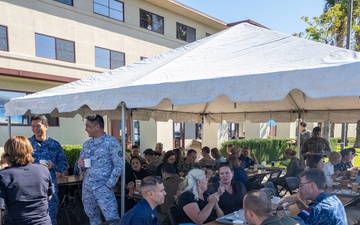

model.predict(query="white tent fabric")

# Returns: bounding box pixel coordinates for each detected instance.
[5,23,360,123]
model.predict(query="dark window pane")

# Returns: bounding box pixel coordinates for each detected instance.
[54,0,73,6]
[152,14,164,34]
[110,51,124,69]
[36,34,56,59]
[186,27,196,42]
[95,47,110,68]
[0,26,8,51]
[56,39,75,62]
[176,23,196,42]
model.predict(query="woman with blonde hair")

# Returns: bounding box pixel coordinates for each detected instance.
[0,136,53,225]
[176,168,224,224]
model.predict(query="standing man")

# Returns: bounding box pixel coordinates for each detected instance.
[280,169,347,225]
[239,146,258,169]
[301,127,331,156]
[29,114,69,225]
[120,176,166,225]
[78,114,123,225]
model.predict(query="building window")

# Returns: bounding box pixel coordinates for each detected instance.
[95,47,125,69]
[140,56,147,60]
[0,90,60,126]
[35,33,75,63]
[176,22,196,42]
[54,0,73,6]
[94,0,124,22]
[0,26,8,51]
[139,9,164,34]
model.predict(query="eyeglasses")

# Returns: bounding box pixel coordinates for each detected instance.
[299,181,312,188]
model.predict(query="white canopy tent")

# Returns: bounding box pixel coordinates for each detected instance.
[5,23,360,216]
[5,23,360,123]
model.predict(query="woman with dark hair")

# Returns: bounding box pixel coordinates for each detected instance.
[0,136,53,225]
[173,147,184,170]
[156,150,176,177]
[125,156,149,189]
[306,154,325,170]
[206,162,247,214]
[227,154,249,187]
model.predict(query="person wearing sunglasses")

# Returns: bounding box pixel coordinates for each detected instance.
[279,169,347,225]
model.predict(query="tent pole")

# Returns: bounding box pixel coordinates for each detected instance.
[8,116,11,138]
[120,103,126,217]
[296,115,301,158]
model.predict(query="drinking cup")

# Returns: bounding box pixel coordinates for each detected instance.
[253,164,258,171]
[84,158,91,168]
[135,180,141,192]
[233,220,244,225]
[352,183,358,192]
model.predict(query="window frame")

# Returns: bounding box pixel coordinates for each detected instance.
[93,0,124,22]
[139,9,164,34]
[35,33,75,63]
[0,89,60,127]
[54,0,73,6]
[176,22,196,42]
[0,25,9,51]
[95,46,125,69]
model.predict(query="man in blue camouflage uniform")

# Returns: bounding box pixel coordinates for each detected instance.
[78,114,123,225]
[29,114,69,225]
[280,169,347,225]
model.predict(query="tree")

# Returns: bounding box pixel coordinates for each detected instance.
[295,0,360,147]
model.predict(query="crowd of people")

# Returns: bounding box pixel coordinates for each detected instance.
[0,115,357,225]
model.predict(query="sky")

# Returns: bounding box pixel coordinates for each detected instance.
[176,0,326,36]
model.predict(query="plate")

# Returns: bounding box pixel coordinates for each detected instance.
[215,210,247,225]
[332,189,360,196]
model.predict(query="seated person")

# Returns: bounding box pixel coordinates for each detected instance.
[227,154,249,188]
[143,148,162,176]
[125,156,149,211]
[239,146,258,169]
[280,169,347,225]
[334,149,353,176]
[322,151,341,186]
[198,146,216,169]
[305,154,325,170]
[156,150,176,177]
[130,145,146,165]
[210,147,226,170]
[206,162,247,215]
[176,169,224,224]
[156,163,183,224]
[177,149,200,177]
[275,148,303,188]
[244,190,298,225]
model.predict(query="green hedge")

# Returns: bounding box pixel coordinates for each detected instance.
[221,138,339,162]
[62,145,82,168]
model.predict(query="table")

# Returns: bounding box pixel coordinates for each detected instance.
[57,175,83,186]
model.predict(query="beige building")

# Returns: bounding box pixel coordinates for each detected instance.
[0,0,230,150]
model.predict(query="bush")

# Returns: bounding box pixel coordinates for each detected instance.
[62,145,82,168]
[220,139,296,163]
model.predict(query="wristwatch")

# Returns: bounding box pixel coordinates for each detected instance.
[276,205,284,211]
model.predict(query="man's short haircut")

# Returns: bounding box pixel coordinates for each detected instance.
[86,114,104,129]
[187,149,197,156]
[243,190,272,217]
[202,146,210,154]
[141,176,163,192]
[132,145,139,149]
[300,121,307,127]
[161,163,176,175]
[328,151,341,162]
[347,148,357,156]
[299,168,326,190]
[30,114,48,126]
[340,149,352,157]
[313,126,321,132]
[143,148,154,156]
[242,146,250,151]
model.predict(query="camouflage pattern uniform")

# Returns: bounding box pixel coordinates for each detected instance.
[144,156,162,176]
[29,135,69,225]
[177,160,199,176]
[198,155,216,168]
[79,134,123,225]
[301,137,331,155]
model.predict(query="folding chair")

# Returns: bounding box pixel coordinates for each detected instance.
[248,173,266,190]
[260,187,277,197]
[285,177,300,195]
[264,181,279,197]
[167,205,178,225]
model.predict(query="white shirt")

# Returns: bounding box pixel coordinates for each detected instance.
[323,161,334,177]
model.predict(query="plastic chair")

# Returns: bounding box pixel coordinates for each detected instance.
[260,187,277,197]
[248,173,266,190]
[285,177,300,195]
[167,205,178,225]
